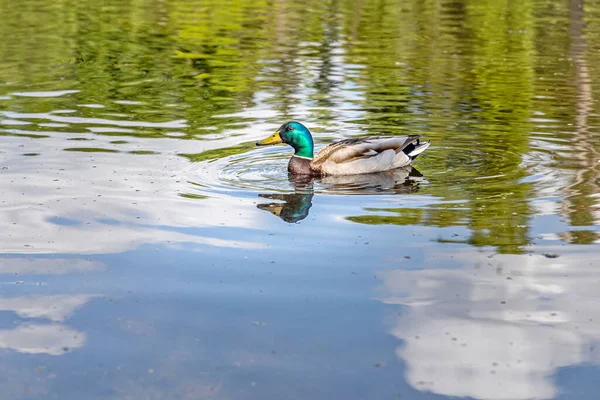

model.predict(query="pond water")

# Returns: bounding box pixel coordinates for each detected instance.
[1,0,600,399]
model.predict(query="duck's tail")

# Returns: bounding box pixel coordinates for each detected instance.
[401,137,430,160]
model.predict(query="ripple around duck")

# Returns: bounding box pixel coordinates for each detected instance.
[180,145,428,197]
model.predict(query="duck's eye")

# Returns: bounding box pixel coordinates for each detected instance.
[287,126,293,132]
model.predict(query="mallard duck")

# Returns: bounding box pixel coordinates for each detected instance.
[256,121,430,175]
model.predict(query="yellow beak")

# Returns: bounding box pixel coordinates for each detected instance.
[257,203,284,217]
[256,130,283,146]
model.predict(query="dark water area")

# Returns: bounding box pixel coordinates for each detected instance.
[1,0,600,399]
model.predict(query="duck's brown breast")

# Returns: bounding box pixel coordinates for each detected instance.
[288,156,318,175]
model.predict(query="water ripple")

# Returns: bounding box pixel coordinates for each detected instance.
[2,111,187,129]
[181,146,427,196]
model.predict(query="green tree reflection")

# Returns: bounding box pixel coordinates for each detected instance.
[1,0,598,253]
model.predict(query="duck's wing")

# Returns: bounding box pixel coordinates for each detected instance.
[311,135,429,176]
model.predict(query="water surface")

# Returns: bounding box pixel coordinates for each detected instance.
[1,0,600,399]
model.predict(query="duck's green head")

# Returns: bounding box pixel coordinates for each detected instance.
[256,121,314,158]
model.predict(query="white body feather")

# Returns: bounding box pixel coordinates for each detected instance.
[312,136,430,176]
[320,149,409,175]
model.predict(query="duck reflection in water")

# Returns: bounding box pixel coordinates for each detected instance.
[257,166,424,223]
[257,174,315,223]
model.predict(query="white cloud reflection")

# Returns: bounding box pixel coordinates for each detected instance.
[0,324,85,355]
[0,257,99,356]
[0,294,99,322]
[0,293,96,355]
[377,246,600,400]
